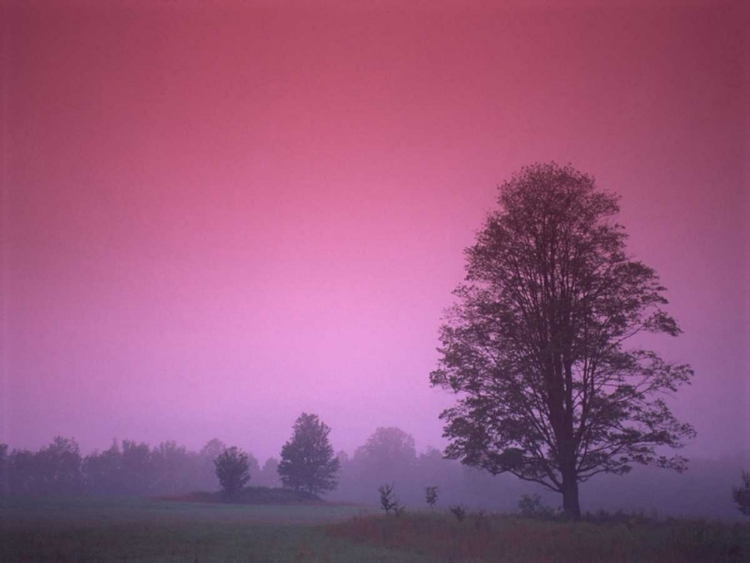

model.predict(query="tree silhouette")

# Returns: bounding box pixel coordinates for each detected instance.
[356,427,416,472]
[278,413,339,495]
[732,471,750,516]
[214,446,250,497]
[431,162,695,518]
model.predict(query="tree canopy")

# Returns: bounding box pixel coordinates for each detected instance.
[214,446,251,497]
[356,427,417,469]
[430,162,695,518]
[278,413,340,495]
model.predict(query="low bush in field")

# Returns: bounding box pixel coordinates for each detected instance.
[448,504,466,522]
[326,510,750,562]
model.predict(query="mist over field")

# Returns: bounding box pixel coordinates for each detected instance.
[2,0,748,525]
[5,431,750,521]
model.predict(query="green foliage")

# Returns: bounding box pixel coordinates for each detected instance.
[278,413,340,495]
[733,470,750,517]
[424,485,439,509]
[214,446,250,497]
[431,162,695,518]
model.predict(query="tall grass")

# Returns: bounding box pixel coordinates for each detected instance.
[326,510,750,562]
[2,496,748,562]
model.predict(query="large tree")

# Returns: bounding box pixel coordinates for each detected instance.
[38,437,85,495]
[354,427,417,477]
[430,163,695,518]
[278,413,339,495]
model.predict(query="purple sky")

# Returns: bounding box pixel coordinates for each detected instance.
[2,0,748,463]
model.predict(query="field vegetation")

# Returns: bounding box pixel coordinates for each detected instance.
[329,510,750,562]
[2,496,749,562]
[0,496,421,562]
[158,486,324,505]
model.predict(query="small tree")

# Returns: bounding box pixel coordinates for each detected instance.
[214,446,250,497]
[379,482,398,514]
[449,504,466,522]
[425,485,439,509]
[278,413,340,495]
[732,470,750,516]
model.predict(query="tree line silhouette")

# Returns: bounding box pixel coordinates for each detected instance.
[0,431,748,519]
[0,436,277,497]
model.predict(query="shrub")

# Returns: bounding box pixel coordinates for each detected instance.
[449,504,466,522]
[732,470,750,517]
[517,493,555,518]
[425,485,439,509]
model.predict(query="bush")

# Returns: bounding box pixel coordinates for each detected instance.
[449,504,466,522]
[425,485,439,509]
[732,470,750,517]
[517,493,555,519]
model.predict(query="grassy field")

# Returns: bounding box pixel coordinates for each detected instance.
[0,496,428,562]
[1,496,749,562]
[329,510,750,562]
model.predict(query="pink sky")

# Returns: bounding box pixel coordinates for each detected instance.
[2,0,748,462]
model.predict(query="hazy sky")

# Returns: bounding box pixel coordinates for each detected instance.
[2,0,748,463]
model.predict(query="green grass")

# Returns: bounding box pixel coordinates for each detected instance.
[0,496,430,562]
[2,497,748,562]
[1,495,369,526]
[172,487,324,505]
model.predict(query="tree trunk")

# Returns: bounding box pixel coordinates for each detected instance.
[561,470,581,519]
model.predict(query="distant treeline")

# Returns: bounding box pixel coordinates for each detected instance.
[0,437,277,497]
[1,430,748,520]
[330,428,750,521]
